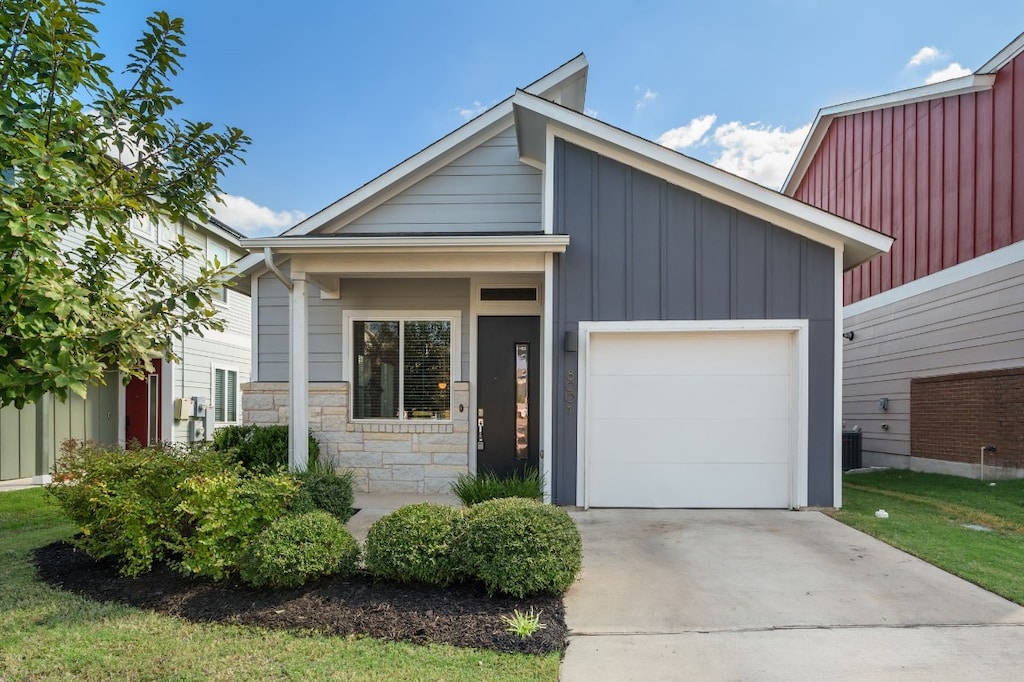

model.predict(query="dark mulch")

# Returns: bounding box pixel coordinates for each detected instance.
[33,540,566,655]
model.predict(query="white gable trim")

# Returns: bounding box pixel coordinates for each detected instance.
[783,74,996,196]
[275,56,589,241]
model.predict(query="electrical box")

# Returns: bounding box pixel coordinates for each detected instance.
[191,396,207,416]
[188,418,206,442]
[174,398,193,421]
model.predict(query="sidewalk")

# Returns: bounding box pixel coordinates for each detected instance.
[0,477,45,493]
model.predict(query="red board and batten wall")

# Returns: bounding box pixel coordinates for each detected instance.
[792,51,1024,306]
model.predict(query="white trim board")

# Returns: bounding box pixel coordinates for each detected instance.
[844,240,1024,318]
[574,319,810,510]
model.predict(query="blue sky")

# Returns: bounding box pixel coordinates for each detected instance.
[91,1,1024,236]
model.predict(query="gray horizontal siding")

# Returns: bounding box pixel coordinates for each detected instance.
[843,255,1024,461]
[552,139,837,505]
[256,275,471,383]
[340,128,542,234]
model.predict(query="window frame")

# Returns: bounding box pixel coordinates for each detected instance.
[342,310,461,423]
[212,366,240,424]
[206,239,231,306]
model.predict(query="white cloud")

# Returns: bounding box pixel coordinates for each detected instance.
[210,194,307,237]
[584,107,599,118]
[908,46,941,67]
[657,114,718,150]
[456,101,488,121]
[709,121,812,190]
[925,62,972,84]
[635,87,658,111]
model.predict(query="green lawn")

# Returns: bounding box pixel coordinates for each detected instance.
[831,470,1024,605]
[0,488,559,681]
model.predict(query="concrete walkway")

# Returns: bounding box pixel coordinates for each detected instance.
[0,477,43,493]
[560,509,1024,681]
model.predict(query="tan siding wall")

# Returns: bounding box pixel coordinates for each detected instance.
[843,255,1024,463]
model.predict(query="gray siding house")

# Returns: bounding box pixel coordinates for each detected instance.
[234,56,891,508]
[0,217,251,482]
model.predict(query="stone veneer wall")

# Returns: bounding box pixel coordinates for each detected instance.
[241,381,471,494]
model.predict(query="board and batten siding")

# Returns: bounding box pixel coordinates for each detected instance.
[551,139,837,506]
[793,50,1024,305]
[335,128,542,234]
[842,255,1024,465]
[256,274,471,383]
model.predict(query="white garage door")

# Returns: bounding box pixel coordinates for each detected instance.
[585,330,796,508]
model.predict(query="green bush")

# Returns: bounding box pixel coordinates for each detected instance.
[450,467,544,506]
[47,440,230,577]
[212,424,320,473]
[289,467,355,523]
[452,497,581,597]
[175,470,298,580]
[364,503,464,586]
[239,511,359,589]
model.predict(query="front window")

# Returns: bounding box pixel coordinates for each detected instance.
[352,318,452,420]
[214,367,238,423]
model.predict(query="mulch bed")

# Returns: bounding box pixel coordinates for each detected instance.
[33,540,566,655]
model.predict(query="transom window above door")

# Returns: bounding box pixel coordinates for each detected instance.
[347,313,458,421]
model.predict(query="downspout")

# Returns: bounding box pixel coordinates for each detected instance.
[263,247,292,291]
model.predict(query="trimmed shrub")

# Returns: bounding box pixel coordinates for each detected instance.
[452,497,581,597]
[364,503,464,586]
[289,467,355,523]
[47,440,230,577]
[450,467,544,506]
[239,511,359,589]
[212,424,320,473]
[175,470,298,580]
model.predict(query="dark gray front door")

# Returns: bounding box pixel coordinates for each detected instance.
[476,316,540,477]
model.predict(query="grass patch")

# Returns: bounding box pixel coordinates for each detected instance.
[831,470,1024,605]
[0,488,559,681]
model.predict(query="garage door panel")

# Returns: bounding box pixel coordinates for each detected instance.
[590,418,791,464]
[589,461,790,508]
[588,374,792,420]
[590,332,792,377]
[585,329,799,508]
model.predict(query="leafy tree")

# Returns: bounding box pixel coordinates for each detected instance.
[0,0,249,407]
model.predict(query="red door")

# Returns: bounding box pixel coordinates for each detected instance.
[125,359,162,447]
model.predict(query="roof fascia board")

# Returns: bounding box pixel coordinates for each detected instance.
[977,31,1024,73]
[783,73,996,194]
[522,53,589,110]
[239,234,570,254]
[512,93,892,265]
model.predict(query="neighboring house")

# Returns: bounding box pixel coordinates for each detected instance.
[783,32,1024,478]
[233,55,890,508]
[0,216,251,482]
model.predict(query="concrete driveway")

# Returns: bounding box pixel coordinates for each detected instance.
[561,509,1024,681]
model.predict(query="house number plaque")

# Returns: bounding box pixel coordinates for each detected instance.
[565,369,577,413]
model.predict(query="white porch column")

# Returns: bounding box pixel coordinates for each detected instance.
[289,272,309,471]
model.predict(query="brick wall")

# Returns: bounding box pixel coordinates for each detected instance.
[241,381,471,494]
[911,368,1024,468]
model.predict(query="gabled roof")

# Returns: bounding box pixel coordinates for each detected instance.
[783,31,1024,196]
[512,91,892,270]
[232,55,588,282]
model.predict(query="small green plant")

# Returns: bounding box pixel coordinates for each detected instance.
[289,466,355,523]
[450,467,544,506]
[364,503,464,586]
[212,424,321,472]
[501,608,547,639]
[452,497,582,597]
[239,510,360,589]
[175,470,297,580]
